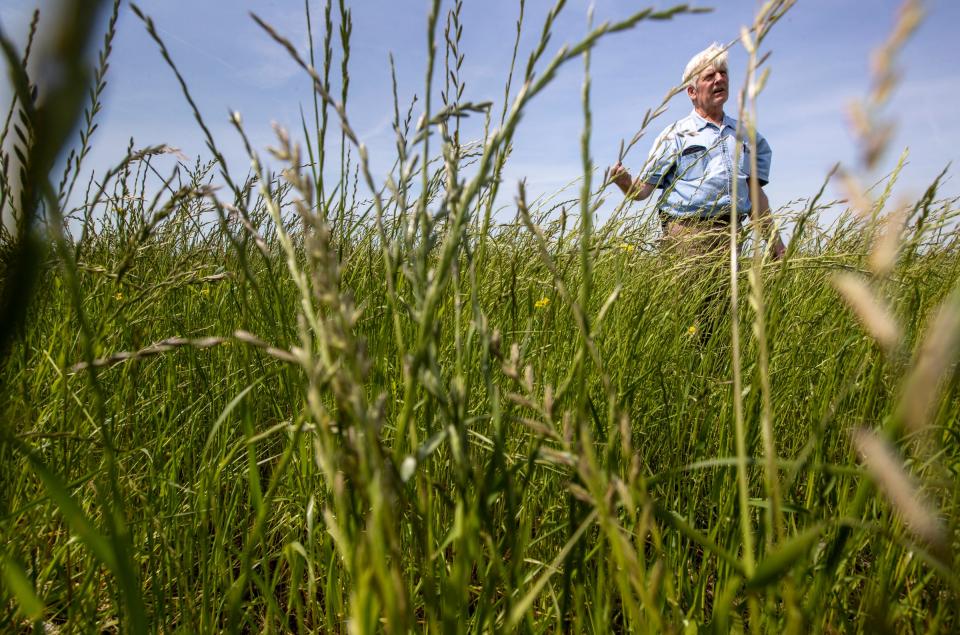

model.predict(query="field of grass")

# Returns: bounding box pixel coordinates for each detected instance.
[1,0,959,632]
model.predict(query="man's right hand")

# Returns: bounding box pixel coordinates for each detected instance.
[608,161,633,193]
[608,162,656,201]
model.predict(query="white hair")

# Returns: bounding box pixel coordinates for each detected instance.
[682,43,728,86]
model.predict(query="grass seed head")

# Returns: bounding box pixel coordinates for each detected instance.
[851,427,946,549]
[831,272,901,352]
[899,296,960,433]
[868,204,907,276]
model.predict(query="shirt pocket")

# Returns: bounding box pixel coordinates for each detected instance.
[677,144,707,181]
[738,141,751,176]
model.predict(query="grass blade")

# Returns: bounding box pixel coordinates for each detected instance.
[2,558,45,621]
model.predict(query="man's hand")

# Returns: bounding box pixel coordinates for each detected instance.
[757,188,786,260]
[608,161,655,201]
[609,161,633,193]
[771,233,786,260]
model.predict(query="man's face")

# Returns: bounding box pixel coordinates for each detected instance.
[688,65,728,112]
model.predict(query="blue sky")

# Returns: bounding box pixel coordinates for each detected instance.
[1,0,958,221]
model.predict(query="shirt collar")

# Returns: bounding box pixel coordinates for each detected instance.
[689,109,735,132]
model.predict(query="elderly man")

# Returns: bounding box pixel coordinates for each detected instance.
[610,43,785,259]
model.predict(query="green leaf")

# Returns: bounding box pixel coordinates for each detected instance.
[17,443,118,573]
[2,558,45,621]
[507,509,598,629]
[654,506,745,575]
[203,380,260,458]
[746,524,824,590]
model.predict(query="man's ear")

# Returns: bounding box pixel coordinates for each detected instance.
[686,84,695,99]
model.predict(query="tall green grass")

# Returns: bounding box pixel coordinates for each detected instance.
[1,0,958,632]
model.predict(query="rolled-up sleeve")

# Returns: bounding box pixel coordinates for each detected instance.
[754,133,772,186]
[641,127,677,188]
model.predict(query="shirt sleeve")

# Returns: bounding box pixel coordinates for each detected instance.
[754,133,772,186]
[640,126,678,188]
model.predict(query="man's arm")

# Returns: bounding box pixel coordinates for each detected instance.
[750,134,784,258]
[757,187,786,260]
[609,162,656,201]
[610,126,677,201]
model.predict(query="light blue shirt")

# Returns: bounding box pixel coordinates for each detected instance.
[641,110,771,219]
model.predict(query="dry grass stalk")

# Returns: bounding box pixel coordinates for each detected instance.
[848,0,923,171]
[869,0,924,105]
[69,336,227,372]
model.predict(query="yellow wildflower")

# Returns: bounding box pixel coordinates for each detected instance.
[114,292,124,301]
[620,242,635,253]
[534,297,550,309]
[687,324,697,336]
